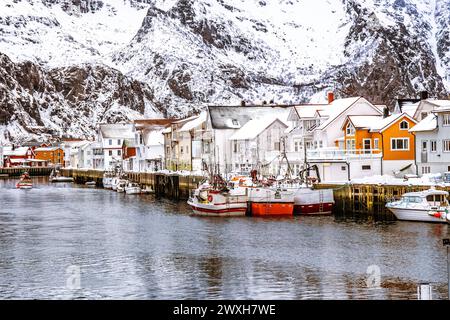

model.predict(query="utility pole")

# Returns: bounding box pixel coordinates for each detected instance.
[444,238,450,300]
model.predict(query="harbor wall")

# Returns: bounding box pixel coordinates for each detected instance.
[60,169,446,218]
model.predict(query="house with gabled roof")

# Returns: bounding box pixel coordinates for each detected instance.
[409,102,450,176]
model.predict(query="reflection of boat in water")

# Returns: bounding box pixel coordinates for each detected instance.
[188,176,248,217]
[49,168,74,183]
[386,188,450,223]
[16,172,33,189]
[85,181,96,187]
[125,182,141,194]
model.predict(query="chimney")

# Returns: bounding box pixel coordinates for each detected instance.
[327,91,335,104]
[383,106,389,118]
[420,91,428,100]
[240,100,246,107]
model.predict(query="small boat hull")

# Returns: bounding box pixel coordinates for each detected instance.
[251,202,294,216]
[294,203,333,215]
[125,187,141,194]
[188,199,246,217]
[387,207,448,223]
[16,183,32,189]
[50,177,74,183]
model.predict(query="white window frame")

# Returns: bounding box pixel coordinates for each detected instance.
[346,122,355,136]
[346,139,356,151]
[443,114,450,126]
[363,138,371,151]
[390,138,409,151]
[399,120,409,130]
[443,140,450,152]
[421,140,427,152]
[430,140,437,153]
[373,138,379,150]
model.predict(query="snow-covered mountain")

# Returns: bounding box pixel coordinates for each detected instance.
[1,0,450,142]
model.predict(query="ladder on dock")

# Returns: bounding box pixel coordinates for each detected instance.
[319,190,324,213]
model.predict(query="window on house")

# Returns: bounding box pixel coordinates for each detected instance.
[362,165,371,170]
[313,141,317,149]
[109,139,112,145]
[422,166,431,174]
[294,141,299,152]
[448,166,450,172]
[180,146,184,154]
[319,140,323,148]
[166,147,170,154]
[186,146,189,154]
[391,138,409,151]
[109,150,112,156]
[232,119,239,126]
[274,142,280,151]
[373,138,379,150]
[233,141,238,153]
[346,122,355,136]
[422,140,427,152]
[431,140,437,152]
[341,166,346,171]
[442,114,450,126]
[346,139,356,151]
[118,150,121,156]
[117,139,121,145]
[363,139,371,153]
[443,140,450,152]
[399,120,409,130]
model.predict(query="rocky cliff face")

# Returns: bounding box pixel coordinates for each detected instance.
[0,53,161,144]
[0,0,450,142]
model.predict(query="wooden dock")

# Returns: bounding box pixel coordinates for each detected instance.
[0,167,53,177]
[61,169,204,200]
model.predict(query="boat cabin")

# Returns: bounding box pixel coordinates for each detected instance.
[399,189,449,207]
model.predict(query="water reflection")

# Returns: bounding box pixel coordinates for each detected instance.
[0,177,449,299]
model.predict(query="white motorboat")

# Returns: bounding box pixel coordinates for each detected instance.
[125,182,141,194]
[49,169,74,183]
[386,188,450,223]
[102,171,113,189]
[116,180,127,193]
[16,172,32,189]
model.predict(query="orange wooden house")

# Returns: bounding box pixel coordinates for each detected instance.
[34,146,64,166]
[341,112,418,174]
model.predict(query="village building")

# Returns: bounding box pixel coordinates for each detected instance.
[2,146,35,167]
[98,124,135,170]
[339,113,417,180]
[410,101,450,175]
[34,146,65,166]
[205,105,292,176]
[163,113,207,172]
[134,119,177,172]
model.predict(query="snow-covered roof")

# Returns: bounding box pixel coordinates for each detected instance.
[228,117,288,140]
[427,99,450,108]
[179,111,207,132]
[293,105,327,118]
[367,113,416,132]
[399,101,420,117]
[343,115,382,130]
[162,126,172,134]
[3,146,30,156]
[208,106,291,129]
[100,124,135,139]
[409,114,437,132]
[34,147,61,152]
[317,97,365,130]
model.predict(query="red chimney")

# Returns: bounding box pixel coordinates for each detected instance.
[327,92,335,104]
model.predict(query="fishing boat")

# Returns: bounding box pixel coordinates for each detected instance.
[385,188,450,223]
[294,187,334,215]
[187,175,248,217]
[247,185,295,216]
[49,168,74,183]
[111,176,120,191]
[125,182,141,194]
[16,172,33,189]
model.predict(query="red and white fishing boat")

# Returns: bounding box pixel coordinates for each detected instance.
[294,187,334,215]
[188,175,248,217]
[247,186,295,216]
[16,172,33,189]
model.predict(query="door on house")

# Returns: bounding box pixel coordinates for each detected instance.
[421,141,428,163]
[363,139,371,154]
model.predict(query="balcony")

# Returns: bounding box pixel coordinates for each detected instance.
[306,148,382,161]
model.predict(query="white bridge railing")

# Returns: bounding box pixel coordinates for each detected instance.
[306,148,382,160]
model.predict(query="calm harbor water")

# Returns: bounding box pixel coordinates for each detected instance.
[0,177,449,299]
